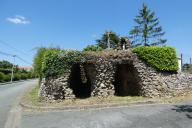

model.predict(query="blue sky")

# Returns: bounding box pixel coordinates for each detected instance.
[0,0,192,66]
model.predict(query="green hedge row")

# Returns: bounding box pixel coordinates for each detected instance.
[42,50,83,77]
[132,46,178,71]
[0,72,36,83]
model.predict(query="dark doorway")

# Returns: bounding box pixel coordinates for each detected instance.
[113,64,140,96]
[69,64,91,98]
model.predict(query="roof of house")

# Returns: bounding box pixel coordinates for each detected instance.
[18,66,33,69]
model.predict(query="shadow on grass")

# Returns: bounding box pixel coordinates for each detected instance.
[172,105,192,119]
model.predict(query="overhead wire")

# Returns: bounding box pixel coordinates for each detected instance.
[16,56,32,65]
[0,51,32,65]
[0,51,15,57]
[0,40,32,65]
[0,40,29,56]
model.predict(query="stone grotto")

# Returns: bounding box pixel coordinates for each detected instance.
[38,50,192,101]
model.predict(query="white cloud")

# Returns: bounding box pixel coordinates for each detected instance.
[7,15,30,25]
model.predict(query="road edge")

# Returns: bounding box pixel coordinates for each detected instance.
[20,99,163,111]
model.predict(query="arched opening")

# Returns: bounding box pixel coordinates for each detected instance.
[113,64,141,96]
[69,64,91,98]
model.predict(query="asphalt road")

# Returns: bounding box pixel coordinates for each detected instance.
[21,101,192,128]
[1,80,192,128]
[0,80,37,128]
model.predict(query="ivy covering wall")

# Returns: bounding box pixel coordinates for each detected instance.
[42,50,83,77]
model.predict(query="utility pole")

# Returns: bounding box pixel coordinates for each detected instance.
[11,55,16,83]
[107,31,110,49]
[181,54,183,71]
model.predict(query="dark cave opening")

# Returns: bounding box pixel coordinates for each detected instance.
[113,64,141,96]
[69,64,91,98]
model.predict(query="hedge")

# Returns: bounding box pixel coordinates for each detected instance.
[0,72,4,82]
[0,72,36,83]
[42,49,83,77]
[132,46,178,71]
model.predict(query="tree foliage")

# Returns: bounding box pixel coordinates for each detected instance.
[83,45,103,52]
[0,60,12,69]
[129,4,166,46]
[0,60,19,74]
[96,31,120,49]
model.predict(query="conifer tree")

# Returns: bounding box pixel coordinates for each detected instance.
[129,4,166,46]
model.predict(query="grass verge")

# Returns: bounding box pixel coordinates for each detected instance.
[23,85,192,109]
[22,85,40,106]
[28,85,40,105]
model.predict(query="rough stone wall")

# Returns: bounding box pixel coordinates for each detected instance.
[132,55,168,97]
[85,58,116,97]
[83,51,166,98]
[38,74,75,101]
[160,73,192,93]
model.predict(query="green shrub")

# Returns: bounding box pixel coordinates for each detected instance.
[27,72,36,79]
[20,73,28,80]
[3,74,11,82]
[132,46,178,71]
[0,72,4,82]
[30,72,36,78]
[13,72,35,81]
[13,73,21,81]
[42,49,83,77]
[26,73,32,78]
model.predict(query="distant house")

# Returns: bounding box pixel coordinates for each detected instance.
[178,57,182,72]
[18,66,33,72]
